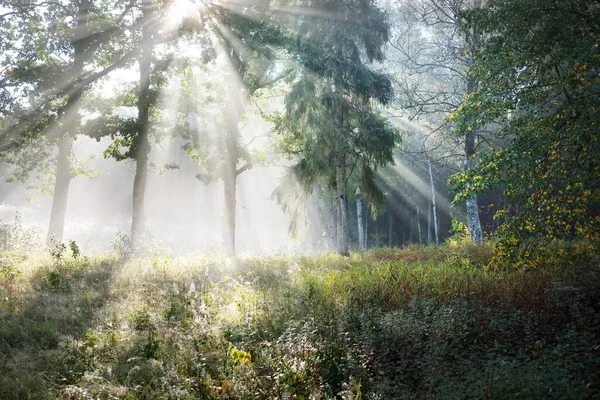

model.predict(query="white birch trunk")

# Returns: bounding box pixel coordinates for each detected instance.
[427,203,432,245]
[356,197,365,250]
[428,158,440,245]
[417,206,422,244]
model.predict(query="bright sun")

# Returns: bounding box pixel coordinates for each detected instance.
[166,0,200,28]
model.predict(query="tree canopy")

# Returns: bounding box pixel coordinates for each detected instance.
[451,0,600,263]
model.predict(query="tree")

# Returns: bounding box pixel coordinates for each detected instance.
[452,0,600,263]
[274,0,398,255]
[428,156,440,245]
[102,0,190,251]
[179,52,288,257]
[388,0,486,243]
[204,7,291,257]
[0,0,137,245]
[130,0,155,250]
[48,0,94,246]
[356,189,366,249]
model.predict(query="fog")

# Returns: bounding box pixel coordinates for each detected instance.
[0,135,309,255]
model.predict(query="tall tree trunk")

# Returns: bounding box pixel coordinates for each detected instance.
[131,0,153,250]
[464,17,484,244]
[328,196,337,249]
[427,202,432,245]
[465,78,484,243]
[428,158,440,245]
[309,186,322,250]
[364,203,369,249]
[222,83,247,257]
[356,196,365,250]
[46,0,89,246]
[388,211,393,247]
[223,124,238,257]
[417,206,422,244]
[336,154,349,256]
[333,40,350,256]
[374,221,380,248]
[47,137,74,245]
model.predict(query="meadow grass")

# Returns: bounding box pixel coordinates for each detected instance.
[0,242,599,399]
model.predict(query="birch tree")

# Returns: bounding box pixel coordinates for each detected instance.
[389,0,486,243]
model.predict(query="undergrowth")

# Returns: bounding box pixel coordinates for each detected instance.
[0,242,599,399]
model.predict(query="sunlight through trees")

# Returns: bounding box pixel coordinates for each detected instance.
[0,0,598,258]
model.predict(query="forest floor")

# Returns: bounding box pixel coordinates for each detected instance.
[0,242,599,399]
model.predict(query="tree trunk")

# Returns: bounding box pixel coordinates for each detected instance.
[417,206,422,244]
[223,124,237,258]
[427,203,432,245]
[309,186,322,250]
[464,22,484,244]
[464,91,483,243]
[364,203,369,249]
[223,172,236,257]
[46,0,90,246]
[428,158,440,245]
[46,137,74,245]
[131,149,149,250]
[336,155,349,256]
[327,196,337,249]
[465,190,483,243]
[131,0,153,251]
[332,40,350,256]
[388,211,393,247]
[356,196,365,250]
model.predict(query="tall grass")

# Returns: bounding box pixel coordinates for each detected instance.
[0,243,598,399]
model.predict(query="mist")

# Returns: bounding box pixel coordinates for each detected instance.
[0,133,311,254]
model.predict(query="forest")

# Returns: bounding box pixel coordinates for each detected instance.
[0,0,599,398]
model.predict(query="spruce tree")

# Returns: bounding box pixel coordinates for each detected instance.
[274,0,399,255]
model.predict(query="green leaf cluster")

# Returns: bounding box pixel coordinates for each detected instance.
[451,0,600,263]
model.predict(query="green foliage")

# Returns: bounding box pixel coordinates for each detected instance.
[450,0,600,263]
[229,345,252,365]
[447,219,470,243]
[130,306,161,359]
[1,246,599,398]
[271,0,400,223]
[44,270,65,291]
[0,0,136,160]
[49,240,81,265]
[49,242,67,265]
[0,264,18,284]
[111,230,132,257]
[69,240,80,259]
[102,117,140,161]
[0,212,40,251]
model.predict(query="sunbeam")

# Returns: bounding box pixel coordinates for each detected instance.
[1,1,598,396]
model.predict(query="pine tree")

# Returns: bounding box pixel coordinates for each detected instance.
[274,0,398,255]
